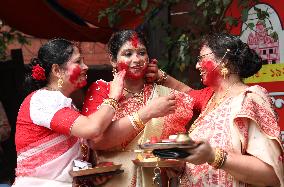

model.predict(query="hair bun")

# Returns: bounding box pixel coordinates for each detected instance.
[238,45,262,78]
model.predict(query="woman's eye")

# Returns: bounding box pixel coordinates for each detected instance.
[124,52,132,57]
[139,51,146,56]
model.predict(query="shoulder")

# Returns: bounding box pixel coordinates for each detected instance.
[31,89,72,108]
[242,85,271,105]
[30,90,73,127]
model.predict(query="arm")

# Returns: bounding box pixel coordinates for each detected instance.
[89,95,177,150]
[185,141,280,186]
[222,150,280,186]
[146,62,191,93]
[71,71,125,139]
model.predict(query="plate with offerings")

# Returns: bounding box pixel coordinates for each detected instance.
[139,133,198,150]
[70,161,123,177]
[132,133,195,167]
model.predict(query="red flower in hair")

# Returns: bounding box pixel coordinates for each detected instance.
[32,64,46,81]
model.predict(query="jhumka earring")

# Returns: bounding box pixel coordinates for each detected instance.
[112,67,118,76]
[220,63,229,79]
[220,49,230,79]
[57,77,63,88]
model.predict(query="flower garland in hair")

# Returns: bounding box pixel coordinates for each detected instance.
[32,64,46,81]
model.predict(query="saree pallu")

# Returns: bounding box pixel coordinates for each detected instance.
[98,84,194,187]
[180,85,283,187]
[13,134,80,187]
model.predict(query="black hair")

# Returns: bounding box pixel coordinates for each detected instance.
[201,33,262,78]
[23,38,75,96]
[107,29,148,61]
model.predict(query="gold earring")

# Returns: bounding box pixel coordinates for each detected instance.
[57,77,63,88]
[220,64,229,79]
[112,67,118,76]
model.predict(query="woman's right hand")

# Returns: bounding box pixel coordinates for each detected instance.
[144,94,176,118]
[109,70,126,100]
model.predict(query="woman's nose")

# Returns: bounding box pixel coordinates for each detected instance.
[196,61,201,69]
[81,62,88,70]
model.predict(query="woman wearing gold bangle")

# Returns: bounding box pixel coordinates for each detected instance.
[152,33,283,186]
[82,30,195,186]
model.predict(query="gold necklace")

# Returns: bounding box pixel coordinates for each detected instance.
[123,85,145,104]
[189,82,238,133]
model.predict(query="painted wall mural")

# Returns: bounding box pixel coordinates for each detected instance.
[234,2,284,146]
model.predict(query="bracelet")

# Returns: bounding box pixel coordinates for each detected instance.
[156,69,168,85]
[128,112,145,131]
[208,148,227,169]
[101,98,119,111]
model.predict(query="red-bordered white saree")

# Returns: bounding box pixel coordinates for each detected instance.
[13,90,81,187]
[180,85,284,187]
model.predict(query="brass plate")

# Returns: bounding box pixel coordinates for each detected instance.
[69,164,122,177]
[132,159,185,168]
[139,141,198,150]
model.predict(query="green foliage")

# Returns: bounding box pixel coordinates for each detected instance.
[0,22,30,61]
[98,0,271,84]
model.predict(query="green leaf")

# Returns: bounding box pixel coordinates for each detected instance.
[247,22,254,30]
[270,31,278,41]
[197,0,206,7]
[241,8,249,22]
[215,7,221,14]
[222,0,232,7]
[141,0,148,11]
[203,10,208,17]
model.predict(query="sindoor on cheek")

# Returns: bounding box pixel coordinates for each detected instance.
[201,60,221,86]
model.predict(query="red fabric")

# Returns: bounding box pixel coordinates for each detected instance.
[0,0,159,42]
[82,80,110,116]
[16,92,54,151]
[50,107,80,135]
[161,90,194,139]
[225,0,284,35]
[187,87,213,112]
[16,91,80,151]
[16,136,78,176]
[83,81,194,147]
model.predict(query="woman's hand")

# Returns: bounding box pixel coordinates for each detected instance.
[142,94,177,118]
[145,59,159,83]
[183,140,215,165]
[109,70,126,100]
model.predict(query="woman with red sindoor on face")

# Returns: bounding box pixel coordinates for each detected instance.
[150,33,284,186]
[13,38,126,187]
[82,29,195,186]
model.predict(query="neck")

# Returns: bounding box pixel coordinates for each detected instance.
[124,78,145,92]
[46,82,73,97]
[211,74,242,98]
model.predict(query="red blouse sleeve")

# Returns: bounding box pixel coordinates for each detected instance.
[82,80,110,116]
[187,87,213,112]
[50,107,81,135]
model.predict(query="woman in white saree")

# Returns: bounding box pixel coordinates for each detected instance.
[157,33,283,186]
[13,38,126,187]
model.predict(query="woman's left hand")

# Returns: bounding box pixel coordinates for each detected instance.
[183,140,215,165]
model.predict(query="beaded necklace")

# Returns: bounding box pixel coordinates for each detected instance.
[189,82,238,133]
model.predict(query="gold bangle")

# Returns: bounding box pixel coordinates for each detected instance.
[133,112,144,130]
[128,115,139,131]
[209,148,226,169]
[156,69,168,85]
[102,98,119,111]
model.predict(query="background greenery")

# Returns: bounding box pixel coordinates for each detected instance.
[99,0,273,87]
